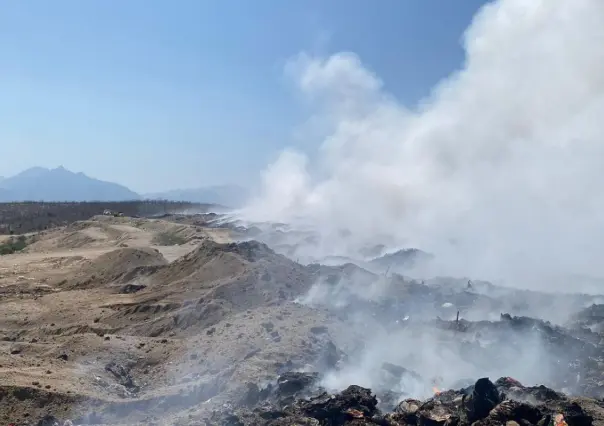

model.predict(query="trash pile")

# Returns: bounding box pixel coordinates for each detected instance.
[207,373,597,426]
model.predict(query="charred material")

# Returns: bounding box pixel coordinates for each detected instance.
[104,361,140,395]
[209,376,595,426]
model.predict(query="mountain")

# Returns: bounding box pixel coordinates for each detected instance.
[0,167,140,202]
[144,185,249,208]
[0,188,13,202]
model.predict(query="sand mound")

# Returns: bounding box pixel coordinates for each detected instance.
[109,240,314,336]
[155,240,311,300]
[26,221,123,252]
[51,230,103,250]
[63,247,168,289]
[148,240,280,285]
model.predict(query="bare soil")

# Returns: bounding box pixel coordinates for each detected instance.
[0,216,349,425]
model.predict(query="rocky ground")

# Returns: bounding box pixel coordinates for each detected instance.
[1,214,604,425]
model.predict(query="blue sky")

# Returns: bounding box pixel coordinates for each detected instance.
[0,0,489,193]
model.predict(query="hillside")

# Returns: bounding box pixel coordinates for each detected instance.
[0,166,139,202]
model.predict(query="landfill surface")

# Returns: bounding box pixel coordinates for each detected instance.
[1,214,604,425]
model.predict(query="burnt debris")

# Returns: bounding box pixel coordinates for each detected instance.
[104,361,140,395]
[209,375,595,426]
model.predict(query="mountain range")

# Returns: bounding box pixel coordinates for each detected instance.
[0,167,248,207]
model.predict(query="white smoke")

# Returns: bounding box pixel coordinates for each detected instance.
[243,0,604,291]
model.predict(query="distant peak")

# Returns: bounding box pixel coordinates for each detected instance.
[15,167,50,178]
[0,165,140,201]
[24,166,48,172]
[52,165,71,173]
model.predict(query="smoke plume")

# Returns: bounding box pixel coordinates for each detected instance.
[242,0,604,291]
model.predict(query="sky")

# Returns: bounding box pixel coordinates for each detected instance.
[242,0,604,290]
[0,0,489,193]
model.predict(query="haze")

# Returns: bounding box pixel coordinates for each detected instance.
[1,0,486,193]
[243,0,604,292]
[3,0,604,291]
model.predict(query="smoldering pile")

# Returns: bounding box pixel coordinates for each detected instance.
[208,372,598,426]
[195,216,604,425]
[204,302,604,425]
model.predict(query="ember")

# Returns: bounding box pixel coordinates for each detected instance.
[346,408,365,418]
[554,413,569,426]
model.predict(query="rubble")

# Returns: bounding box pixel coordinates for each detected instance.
[104,361,140,396]
[208,375,597,426]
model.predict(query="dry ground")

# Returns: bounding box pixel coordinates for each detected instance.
[0,216,223,424]
[0,216,350,425]
[0,216,229,288]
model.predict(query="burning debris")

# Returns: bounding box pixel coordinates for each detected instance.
[207,374,597,426]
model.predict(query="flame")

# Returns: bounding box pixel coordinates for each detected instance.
[554,414,568,426]
[432,386,441,395]
[346,409,364,419]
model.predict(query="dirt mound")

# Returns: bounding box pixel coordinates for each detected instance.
[63,247,168,289]
[153,239,275,275]
[151,239,311,297]
[106,240,315,336]
[25,217,210,256]
[26,230,94,252]
[53,231,98,249]
[25,221,122,252]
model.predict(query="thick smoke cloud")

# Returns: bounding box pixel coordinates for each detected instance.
[243,0,604,291]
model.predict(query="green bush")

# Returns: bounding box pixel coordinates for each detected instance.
[0,235,28,255]
[152,231,187,246]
